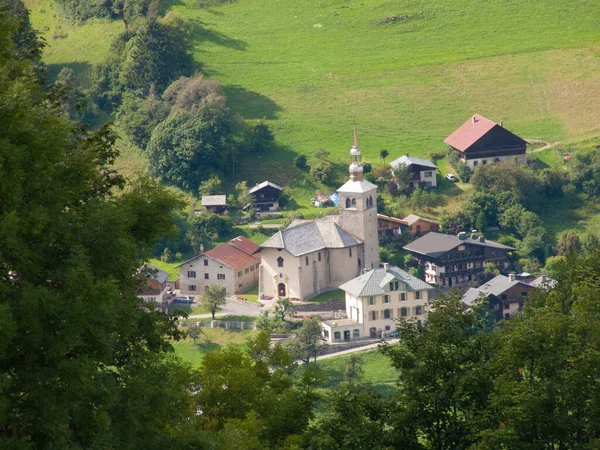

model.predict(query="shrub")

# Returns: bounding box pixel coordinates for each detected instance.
[295,154,307,170]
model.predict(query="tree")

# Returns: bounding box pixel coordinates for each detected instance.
[380,148,389,164]
[117,89,170,148]
[475,211,487,233]
[392,164,412,192]
[309,148,333,184]
[381,293,494,450]
[295,154,307,170]
[200,285,227,320]
[569,149,600,197]
[242,120,274,153]
[555,230,582,256]
[198,175,223,197]
[286,318,325,364]
[274,297,295,322]
[363,162,372,174]
[146,104,232,191]
[343,354,364,383]
[582,232,600,255]
[233,181,253,209]
[187,324,202,343]
[0,17,195,447]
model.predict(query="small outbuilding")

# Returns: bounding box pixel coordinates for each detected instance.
[201,195,227,214]
[249,181,283,212]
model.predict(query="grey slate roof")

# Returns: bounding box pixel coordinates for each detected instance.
[337,178,377,194]
[462,274,557,307]
[403,214,439,226]
[462,287,489,307]
[528,274,557,289]
[403,232,516,259]
[144,263,170,284]
[339,266,434,298]
[201,195,227,206]
[260,218,361,256]
[249,181,283,194]
[390,155,437,170]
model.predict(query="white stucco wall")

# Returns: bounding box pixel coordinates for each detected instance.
[463,153,527,170]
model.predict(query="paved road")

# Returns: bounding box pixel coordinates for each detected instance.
[186,297,264,319]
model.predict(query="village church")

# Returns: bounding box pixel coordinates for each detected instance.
[258,129,380,301]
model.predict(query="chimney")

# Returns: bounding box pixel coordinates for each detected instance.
[470,229,478,239]
[383,262,389,271]
[472,115,477,124]
[458,232,467,240]
[500,120,503,127]
[478,236,485,243]
[541,274,546,284]
[508,273,516,282]
[200,244,205,254]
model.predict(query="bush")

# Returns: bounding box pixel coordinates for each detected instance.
[363,162,372,174]
[295,154,307,170]
[456,164,471,183]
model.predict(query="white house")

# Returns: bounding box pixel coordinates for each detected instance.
[389,154,438,189]
[321,264,435,343]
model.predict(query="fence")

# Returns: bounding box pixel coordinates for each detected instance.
[179,320,256,330]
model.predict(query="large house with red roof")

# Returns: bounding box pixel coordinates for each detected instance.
[177,236,261,296]
[444,114,528,169]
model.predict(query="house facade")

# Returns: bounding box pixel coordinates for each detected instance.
[444,114,528,169]
[249,181,283,212]
[177,236,260,296]
[389,154,438,189]
[321,264,434,343]
[258,127,379,301]
[377,213,407,241]
[403,232,516,287]
[462,273,556,320]
[137,263,170,305]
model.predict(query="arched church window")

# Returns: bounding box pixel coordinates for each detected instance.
[277,257,284,267]
[345,197,351,208]
[368,195,373,208]
[351,198,356,207]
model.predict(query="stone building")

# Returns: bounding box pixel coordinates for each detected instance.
[258,127,380,301]
[177,236,260,296]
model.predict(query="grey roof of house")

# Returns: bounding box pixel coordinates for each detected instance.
[339,266,434,298]
[403,214,439,226]
[462,287,490,307]
[390,155,437,170]
[144,263,170,284]
[260,218,361,256]
[201,195,227,206]
[249,181,283,194]
[403,232,516,259]
[528,274,558,289]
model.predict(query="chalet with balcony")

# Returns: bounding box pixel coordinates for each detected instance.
[389,155,438,189]
[462,273,556,320]
[403,232,516,288]
[444,114,528,169]
[377,214,407,241]
[249,181,283,212]
[402,214,440,236]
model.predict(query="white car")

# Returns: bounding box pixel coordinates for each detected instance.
[446,173,457,182]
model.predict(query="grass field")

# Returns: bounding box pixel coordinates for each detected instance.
[317,349,397,394]
[172,327,254,366]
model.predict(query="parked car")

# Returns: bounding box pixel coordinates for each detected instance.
[173,297,193,304]
[445,173,457,182]
[388,330,399,338]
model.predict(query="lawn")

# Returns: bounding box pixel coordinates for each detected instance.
[317,349,398,394]
[307,289,345,303]
[148,258,183,281]
[172,327,255,367]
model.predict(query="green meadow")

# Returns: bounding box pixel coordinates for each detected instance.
[23,0,600,238]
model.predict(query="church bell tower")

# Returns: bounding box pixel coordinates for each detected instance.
[337,125,380,270]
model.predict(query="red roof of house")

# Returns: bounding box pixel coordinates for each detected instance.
[204,236,260,270]
[443,114,497,152]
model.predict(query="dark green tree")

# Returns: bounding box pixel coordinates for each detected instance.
[380,148,389,164]
[555,230,582,256]
[200,285,227,320]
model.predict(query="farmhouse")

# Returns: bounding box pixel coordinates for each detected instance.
[444,114,528,169]
[137,263,170,305]
[201,195,227,214]
[177,236,260,296]
[402,214,440,236]
[377,213,406,241]
[389,154,438,189]
[321,264,434,343]
[403,231,516,287]
[258,129,379,301]
[462,273,556,320]
[249,181,283,212]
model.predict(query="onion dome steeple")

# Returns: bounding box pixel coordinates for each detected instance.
[349,124,363,181]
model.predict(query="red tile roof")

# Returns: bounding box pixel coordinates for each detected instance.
[205,236,260,270]
[443,114,497,152]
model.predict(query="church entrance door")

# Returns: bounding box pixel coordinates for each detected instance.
[278,283,286,297]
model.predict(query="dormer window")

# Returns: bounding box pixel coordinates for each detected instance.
[277,257,284,267]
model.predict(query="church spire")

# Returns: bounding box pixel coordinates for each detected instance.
[349,122,363,181]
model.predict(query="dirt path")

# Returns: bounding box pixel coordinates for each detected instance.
[526,139,561,152]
